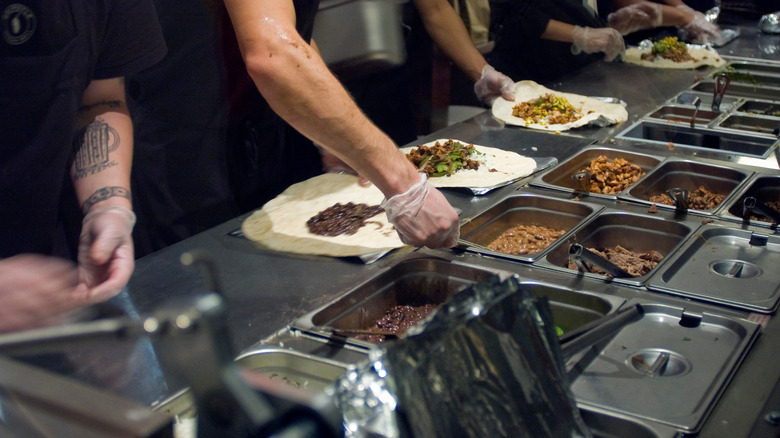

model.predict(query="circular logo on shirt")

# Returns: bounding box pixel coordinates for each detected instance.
[2,4,37,46]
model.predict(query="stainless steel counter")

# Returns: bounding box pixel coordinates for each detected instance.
[7,21,779,438]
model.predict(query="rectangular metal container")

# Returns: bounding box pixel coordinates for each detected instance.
[529,147,663,200]
[538,210,695,287]
[291,256,625,347]
[716,113,780,137]
[313,0,407,80]
[723,61,780,76]
[572,301,761,435]
[647,224,780,313]
[619,158,752,216]
[235,347,350,393]
[458,192,604,263]
[692,80,780,101]
[616,120,778,159]
[670,91,739,111]
[646,105,722,126]
[736,99,780,116]
[720,174,780,228]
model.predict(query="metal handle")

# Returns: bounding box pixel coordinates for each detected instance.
[568,243,633,278]
[711,73,731,111]
[743,196,780,224]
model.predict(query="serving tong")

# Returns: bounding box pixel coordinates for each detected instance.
[665,187,690,214]
[568,243,633,278]
[742,196,780,224]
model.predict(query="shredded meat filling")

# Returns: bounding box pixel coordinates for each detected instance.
[568,245,664,277]
[649,186,727,210]
[487,224,567,255]
[578,155,645,194]
[512,93,583,125]
[307,202,384,236]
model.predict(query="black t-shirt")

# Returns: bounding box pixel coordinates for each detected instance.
[0,0,167,257]
[488,0,612,84]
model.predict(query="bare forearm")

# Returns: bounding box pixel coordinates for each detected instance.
[71,78,133,214]
[541,20,576,43]
[224,0,420,197]
[413,0,487,82]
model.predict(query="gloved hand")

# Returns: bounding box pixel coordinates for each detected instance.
[607,2,663,35]
[678,5,722,44]
[571,26,626,62]
[0,254,86,332]
[78,205,136,302]
[474,65,515,105]
[381,173,459,248]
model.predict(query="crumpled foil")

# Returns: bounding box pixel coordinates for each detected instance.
[334,276,592,438]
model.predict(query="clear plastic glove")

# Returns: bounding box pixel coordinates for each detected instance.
[0,254,87,332]
[474,65,515,105]
[679,6,722,44]
[317,144,370,186]
[607,2,663,35]
[78,205,136,302]
[571,26,626,61]
[381,173,459,248]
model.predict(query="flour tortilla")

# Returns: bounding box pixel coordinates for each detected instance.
[491,81,628,130]
[622,45,726,69]
[400,139,537,189]
[242,173,405,257]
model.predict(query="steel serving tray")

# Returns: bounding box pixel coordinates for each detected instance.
[619,158,753,216]
[647,224,780,313]
[235,347,350,393]
[291,256,625,347]
[529,147,664,200]
[720,174,780,228]
[572,301,761,434]
[538,210,696,287]
[458,192,605,263]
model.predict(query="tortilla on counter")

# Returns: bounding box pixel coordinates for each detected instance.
[491,81,628,130]
[242,173,404,257]
[622,45,726,69]
[400,139,537,189]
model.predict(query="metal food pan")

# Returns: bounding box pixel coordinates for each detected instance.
[716,113,780,137]
[736,100,780,117]
[620,158,752,215]
[616,120,778,159]
[235,347,349,393]
[646,105,722,126]
[647,224,780,313]
[579,406,681,438]
[723,61,780,76]
[572,301,760,435]
[670,91,739,111]
[458,192,605,263]
[538,210,695,287]
[292,256,625,346]
[720,174,780,228]
[692,80,780,101]
[529,147,663,199]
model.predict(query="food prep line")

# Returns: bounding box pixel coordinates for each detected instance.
[4,20,779,438]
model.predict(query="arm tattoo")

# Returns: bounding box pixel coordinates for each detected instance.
[73,116,120,180]
[81,186,132,215]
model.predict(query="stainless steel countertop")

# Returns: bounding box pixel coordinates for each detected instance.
[9,21,779,438]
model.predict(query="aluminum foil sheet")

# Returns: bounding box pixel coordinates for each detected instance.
[334,276,591,438]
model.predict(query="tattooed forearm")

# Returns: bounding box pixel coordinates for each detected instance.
[81,186,132,214]
[73,116,120,180]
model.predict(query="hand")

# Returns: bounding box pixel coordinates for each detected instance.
[678,6,721,44]
[608,2,663,35]
[317,144,370,186]
[474,65,515,105]
[381,173,460,248]
[0,254,88,332]
[571,26,626,62]
[78,206,136,302]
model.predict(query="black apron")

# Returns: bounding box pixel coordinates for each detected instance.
[0,1,90,257]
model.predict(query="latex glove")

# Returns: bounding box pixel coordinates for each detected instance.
[0,254,87,332]
[607,2,663,35]
[474,65,515,105]
[381,173,460,248]
[678,6,722,44]
[571,26,626,62]
[78,205,136,302]
[317,144,370,186]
